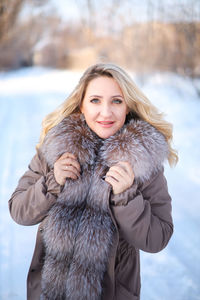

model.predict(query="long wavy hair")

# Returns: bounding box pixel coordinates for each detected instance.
[37,63,178,166]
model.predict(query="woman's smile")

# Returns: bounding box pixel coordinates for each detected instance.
[97,120,115,128]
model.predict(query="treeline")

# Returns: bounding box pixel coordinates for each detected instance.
[117,21,200,76]
[0,0,199,77]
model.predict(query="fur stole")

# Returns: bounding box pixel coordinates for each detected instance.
[39,113,169,300]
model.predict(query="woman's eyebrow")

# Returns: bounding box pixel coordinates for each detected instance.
[89,95,124,98]
[111,95,124,98]
[89,95,103,98]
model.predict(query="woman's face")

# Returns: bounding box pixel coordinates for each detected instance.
[80,76,129,139]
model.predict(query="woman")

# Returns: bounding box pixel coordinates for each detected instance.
[9,63,178,300]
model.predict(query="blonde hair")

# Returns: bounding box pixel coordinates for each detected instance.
[37,63,178,166]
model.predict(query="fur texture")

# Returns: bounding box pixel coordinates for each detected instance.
[39,113,169,300]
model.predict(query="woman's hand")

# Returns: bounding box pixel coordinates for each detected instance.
[105,161,134,195]
[54,152,81,185]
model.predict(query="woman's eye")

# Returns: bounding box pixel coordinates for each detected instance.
[90,98,100,103]
[113,99,123,104]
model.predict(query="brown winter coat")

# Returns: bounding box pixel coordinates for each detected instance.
[9,115,173,300]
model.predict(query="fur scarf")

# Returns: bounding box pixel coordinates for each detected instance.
[39,113,169,300]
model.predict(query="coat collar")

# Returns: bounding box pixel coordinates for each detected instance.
[40,113,169,183]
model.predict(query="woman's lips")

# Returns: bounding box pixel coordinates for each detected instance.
[97,121,115,128]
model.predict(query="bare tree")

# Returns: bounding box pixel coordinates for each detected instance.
[0,0,24,42]
[0,0,53,69]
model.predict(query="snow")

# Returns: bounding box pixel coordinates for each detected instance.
[0,67,199,300]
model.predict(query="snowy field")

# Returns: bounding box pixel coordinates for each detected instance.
[0,67,199,300]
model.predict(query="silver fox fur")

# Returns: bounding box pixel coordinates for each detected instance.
[39,113,169,300]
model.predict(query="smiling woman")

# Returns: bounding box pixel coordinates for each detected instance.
[9,63,178,300]
[80,76,129,139]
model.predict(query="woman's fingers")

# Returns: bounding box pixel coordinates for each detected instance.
[58,153,80,170]
[105,161,134,195]
[106,163,132,182]
[59,152,77,160]
[54,154,134,193]
[61,164,80,178]
[63,169,79,180]
[60,158,81,172]
[54,152,81,185]
[116,161,134,176]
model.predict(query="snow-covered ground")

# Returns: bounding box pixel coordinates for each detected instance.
[0,67,199,300]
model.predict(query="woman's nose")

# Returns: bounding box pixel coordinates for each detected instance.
[100,103,112,117]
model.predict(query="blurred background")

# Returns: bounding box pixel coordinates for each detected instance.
[0,0,200,299]
[0,0,200,75]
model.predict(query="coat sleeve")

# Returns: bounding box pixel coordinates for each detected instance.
[8,152,62,226]
[110,168,173,253]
